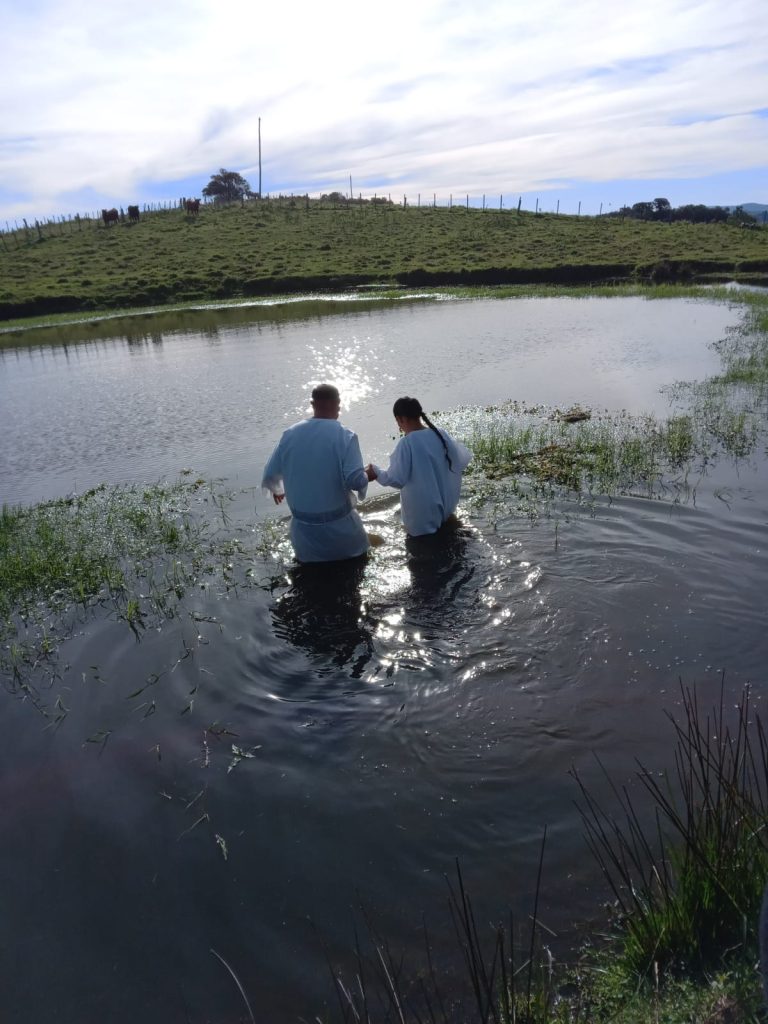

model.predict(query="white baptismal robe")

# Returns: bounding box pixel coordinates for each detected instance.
[373,428,472,536]
[262,417,369,563]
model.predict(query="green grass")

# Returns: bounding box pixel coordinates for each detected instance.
[2,198,767,320]
[0,477,259,699]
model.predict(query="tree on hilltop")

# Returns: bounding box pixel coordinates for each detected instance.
[202,169,253,203]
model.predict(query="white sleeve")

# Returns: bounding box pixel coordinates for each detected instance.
[343,433,368,499]
[375,439,411,489]
[261,441,284,495]
[453,438,473,472]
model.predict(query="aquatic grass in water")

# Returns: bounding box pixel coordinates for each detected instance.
[444,403,689,501]
[441,296,768,515]
[0,477,270,699]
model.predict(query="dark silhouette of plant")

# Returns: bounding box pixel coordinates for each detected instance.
[202,168,253,203]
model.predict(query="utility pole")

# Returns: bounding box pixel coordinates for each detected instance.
[258,118,262,198]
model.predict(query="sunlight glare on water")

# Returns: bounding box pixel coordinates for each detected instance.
[303,333,377,411]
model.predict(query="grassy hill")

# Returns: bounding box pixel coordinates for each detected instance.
[2,198,767,320]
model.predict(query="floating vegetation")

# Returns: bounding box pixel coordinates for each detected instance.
[0,477,276,707]
[441,292,768,518]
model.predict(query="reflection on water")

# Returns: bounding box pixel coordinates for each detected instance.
[268,513,480,689]
[304,335,377,412]
[404,518,475,616]
[0,295,742,507]
[270,555,374,682]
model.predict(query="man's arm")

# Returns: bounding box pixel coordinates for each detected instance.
[262,441,286,504]
[371,439,410,489]
[343,433,368,499]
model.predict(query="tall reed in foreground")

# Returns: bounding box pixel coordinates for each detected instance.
[572,681,768,981]
[328,839,560,1024]
[323,683,767,1023]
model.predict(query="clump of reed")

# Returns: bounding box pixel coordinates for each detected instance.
[323,682,767,1023]
[444,402,706,501]
[573,681,768,983]
[329,849,560,1024]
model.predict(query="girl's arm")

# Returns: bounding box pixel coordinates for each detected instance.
[371,439,411,489]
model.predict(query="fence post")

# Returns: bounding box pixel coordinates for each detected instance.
[466,194,469,209]
[578,201,581,216]
[482,195,485,211]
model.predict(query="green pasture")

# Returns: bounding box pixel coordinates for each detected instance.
[1,198,767,319]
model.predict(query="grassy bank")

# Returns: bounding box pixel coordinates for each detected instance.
[2,197,767,320]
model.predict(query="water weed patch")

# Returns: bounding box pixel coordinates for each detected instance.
[0,478,272,705]
[443,292,768,517]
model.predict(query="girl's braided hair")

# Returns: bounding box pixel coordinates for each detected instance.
[393,396,453,471]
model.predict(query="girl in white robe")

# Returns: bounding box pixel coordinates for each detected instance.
[367,396,472,536]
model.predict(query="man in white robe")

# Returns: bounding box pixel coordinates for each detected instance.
[261,384,370,563]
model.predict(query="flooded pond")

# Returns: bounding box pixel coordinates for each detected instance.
[1,293,767,1022]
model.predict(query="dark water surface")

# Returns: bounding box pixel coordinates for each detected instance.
[1,294,767,1022]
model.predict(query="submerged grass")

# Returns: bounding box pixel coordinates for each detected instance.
[440,292,768,518]
[0,477,274,704]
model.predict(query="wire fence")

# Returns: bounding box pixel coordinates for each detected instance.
[0,191,596,250]
[3,192,760,251]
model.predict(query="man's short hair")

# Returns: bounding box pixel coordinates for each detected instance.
[311,383,340,403]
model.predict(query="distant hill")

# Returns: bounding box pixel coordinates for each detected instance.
[3,199,768,321]
[728,203,768,221]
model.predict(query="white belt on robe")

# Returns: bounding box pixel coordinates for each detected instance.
[291,499,353,525]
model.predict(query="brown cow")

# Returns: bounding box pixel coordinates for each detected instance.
[185,198,201,215]
[102,208,119,226]
[127,205,140,222]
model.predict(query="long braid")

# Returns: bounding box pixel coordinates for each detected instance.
[422,411,454,471]
[393,396,453,470]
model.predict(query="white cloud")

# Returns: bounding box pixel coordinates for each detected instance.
[2,0,767,220]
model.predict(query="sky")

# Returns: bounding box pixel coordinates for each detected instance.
[2,0,767,224]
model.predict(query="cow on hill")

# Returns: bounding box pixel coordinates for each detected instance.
[102,208,119,226]
[127,205,140,222]
[185,198,201,215]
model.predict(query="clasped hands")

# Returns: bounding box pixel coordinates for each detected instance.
[272,463,377,504]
